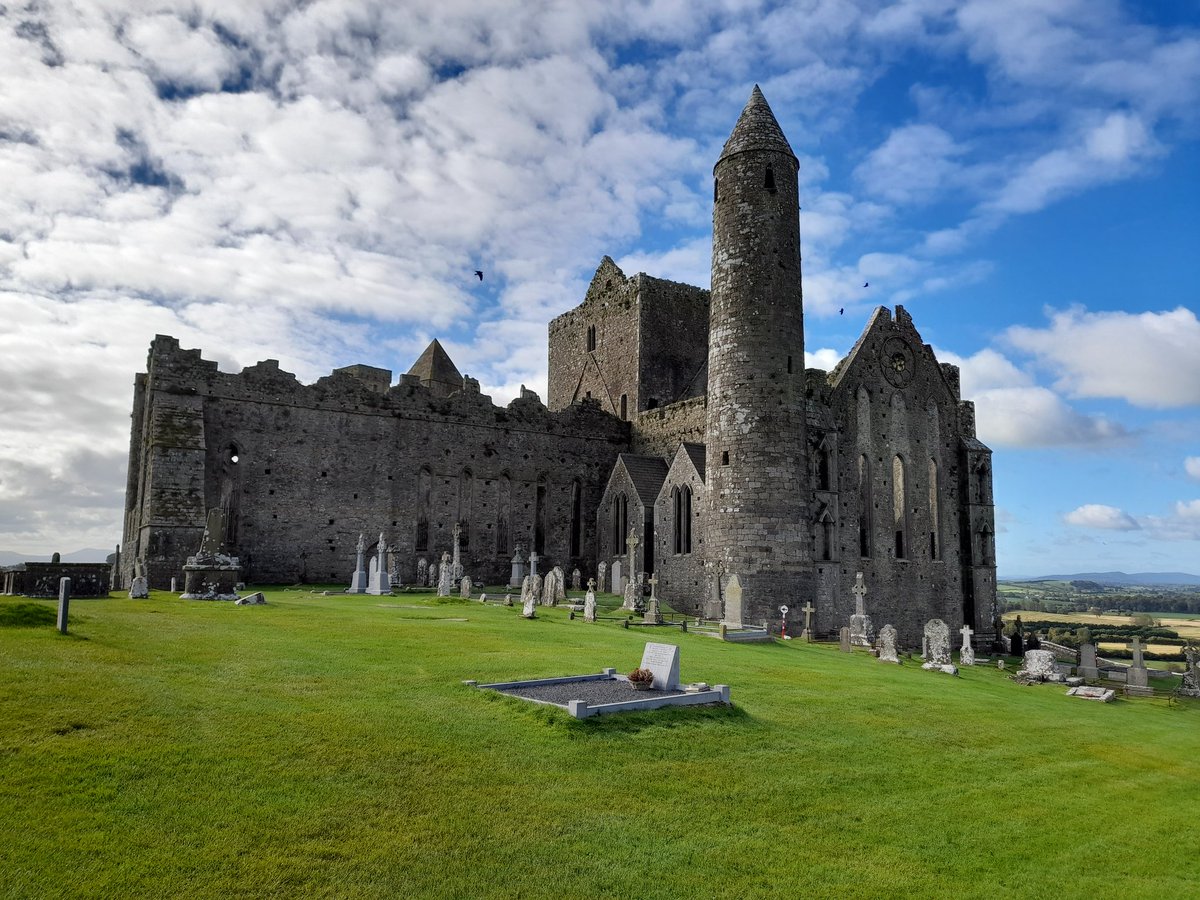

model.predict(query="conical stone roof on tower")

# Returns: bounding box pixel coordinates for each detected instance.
[705,85,813,627]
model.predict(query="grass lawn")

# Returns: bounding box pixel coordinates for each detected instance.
[3,588,1198,899]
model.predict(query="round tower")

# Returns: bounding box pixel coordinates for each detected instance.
[704,85,813,625]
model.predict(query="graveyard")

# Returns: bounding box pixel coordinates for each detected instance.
[2,585,1197,899]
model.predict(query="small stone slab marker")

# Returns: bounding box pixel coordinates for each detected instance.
[56,577,70,634]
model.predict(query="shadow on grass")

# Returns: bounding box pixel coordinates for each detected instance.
[478,689,756,736]
[0,602,57,627]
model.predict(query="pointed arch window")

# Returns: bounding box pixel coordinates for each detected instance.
[928,458,941,560]
[893,455,908,559]
[570,479,582,558]
[612,492,628,556]
[496,474,511,556]
[672,485,693,555]
[858,454,872,558]
[586,325,596,352]
[817,508,835,562]
[457,468,473,548]
[534,475,547,555]
[415,467,432,551]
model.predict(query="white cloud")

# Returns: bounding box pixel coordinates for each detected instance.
[854,123,965,206]
[1064,504,1140,531]
[970,386,1129,449]
[1140,499,1200,542]
[1186,457,1200,482]
[1005,306,1200,409]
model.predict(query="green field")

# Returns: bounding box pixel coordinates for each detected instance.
[3,588,1197,899]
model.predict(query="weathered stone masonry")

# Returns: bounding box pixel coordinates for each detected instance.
[122,86,996,648]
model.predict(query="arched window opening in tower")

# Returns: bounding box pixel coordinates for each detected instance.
[620,394,627,421]
[764,164,776,194]
[713,178,719,202]
[586,324,596,352]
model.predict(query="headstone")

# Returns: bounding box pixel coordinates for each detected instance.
[997,658,1006,671]
[644,596,661,625]
[839,626,852,652]
[389,549,401,587]
[723,575,744,628]
[703,569,724,620]
[1017,649,1057,680]
[129,575,149,599]
[551,566,566,604]
[460,576,473,599]
[584,590,597,622]
[528,550,539,578]
[170,577,177,592]
[878,624,899,663]
[509,548,525,588]
[625,573,644,613]
[571,568,581,591]
[1125,637,1151,692]
[56,577,70,634]
[450,522,464,583]
[610,560,622,594]
[848,572,874,647]
[417,557,429,585]
[503,593,513,607]
[479,593,487,603]
[1078,642,1100,680]
[598,560,608,593]
[800,600,814,642]
[437,552,453,597]
[959,624,975,666]
[520,575,537,618]
[235,591,267,605]
[367,533,391,595]
[427,560,437,587]
[348,533,368,594]
[639,642,681,690]
[920,619,951,670]
[541,568,558,606]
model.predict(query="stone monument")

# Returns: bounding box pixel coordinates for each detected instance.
[129,573,149,599]
[1178,647,1200,698]
[878,624,899,663]
[839,626,852,652]
[959,624,975,666]
[366,533,391,595]
[56,577,70,635]
[450,522,464,584]
[571,568,581,591]
[723,574,744,628]
[417,557,428,585]
[584,579,597,622]
[644,576,661,624]
[1078,642,1100,681]
[848,572,874,647]
[348,532,368,594]
[460,575,473,599]
[800,600,814,642]
[639,641,681,690]
[1017,649,1057,681]
[528,550,539,579]
[520,575,537,619]
[1125,637,1153,696]
[180,508,242,600]
[509,547,525,588]
[597,560,607,593]
[551,566,567,604]
[920,619,952,670]
[437,552,453,597]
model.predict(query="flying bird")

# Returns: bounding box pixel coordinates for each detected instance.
[863,282,869,288]
[474,270,484,281]
[839,308,844,315]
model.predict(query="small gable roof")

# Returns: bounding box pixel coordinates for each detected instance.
[682,443,706,480]
[407,339,463,397]
[616,454,670,507]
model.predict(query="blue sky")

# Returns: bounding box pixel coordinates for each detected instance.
[0,0,1197,577]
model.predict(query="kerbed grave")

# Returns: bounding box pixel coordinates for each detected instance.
[467,641,731,719]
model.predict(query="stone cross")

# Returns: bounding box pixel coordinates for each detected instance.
[959,623,975,666]
[801,601,815,641]
[356,532,366,556]
[598,560,607,591]
[960,624,973,648]
[529,550,539,578]
[1128,637,1145,669]
[626,529,638,573]
[56,577,70,635]
[648,573,658,599]
[852,572,867,616]
[587,577,596,591]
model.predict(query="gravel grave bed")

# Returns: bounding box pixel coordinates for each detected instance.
[492,678,690,707]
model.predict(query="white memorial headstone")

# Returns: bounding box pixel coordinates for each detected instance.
[639,642,681,690]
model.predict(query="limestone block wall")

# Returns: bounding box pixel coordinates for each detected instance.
[630,396,706,458]
[124,337,630,589]
[652,449,706,612]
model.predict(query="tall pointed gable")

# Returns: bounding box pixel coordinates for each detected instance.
[406,339,464,399]
[718,84,796,164]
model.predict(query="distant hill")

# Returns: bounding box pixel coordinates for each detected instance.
[0,548,113,566]
[1003,571,1200,587]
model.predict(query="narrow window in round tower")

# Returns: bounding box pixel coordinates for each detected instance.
[764,164,776,194]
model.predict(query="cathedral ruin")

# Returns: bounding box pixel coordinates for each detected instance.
[121,87,997,645]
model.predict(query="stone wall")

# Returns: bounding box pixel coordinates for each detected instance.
[124,336,630,589]
[630,396,707,458]
[1,563,111,598]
